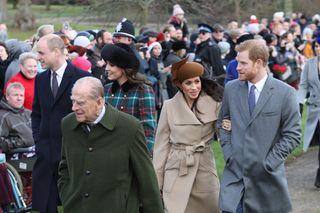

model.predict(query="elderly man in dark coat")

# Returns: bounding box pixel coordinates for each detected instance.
[58,77,163,213]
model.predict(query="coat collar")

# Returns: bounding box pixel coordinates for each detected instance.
[172,91,218,125]
[111,80,138,94]
[71,104,119,131]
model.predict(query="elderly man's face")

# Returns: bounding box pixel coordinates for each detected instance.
[20,58,38,79]
[71,85,103,123]
[6,87,25,109]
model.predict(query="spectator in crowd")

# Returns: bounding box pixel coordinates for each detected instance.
[148,41,169,111]
[4,39,32,85]
[0,24,8,42]
[113,18,149,75]
[87,30,113,84]
[218,41,231,69]
[102,43,156,154]
[0,42,9,99]
[163,40,188,98]
[194,23,225,86]
[68,36,92,72]
[0,82,33,152]
[168,4,189,40]
[218,40,301,213]
[4,52,37,110]
[212,24,225,43]
[297,37,320,188]
[58,77,163,213]
[31,34,90,213]
[224,28,242,63]
[31,24,54,49]
[153,58,223,213]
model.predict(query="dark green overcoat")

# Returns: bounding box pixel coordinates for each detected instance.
[58,104,163,213]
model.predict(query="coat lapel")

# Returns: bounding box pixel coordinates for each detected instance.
[249,75,273,124]
[237,81,251,123]
[54,63,73,104]
[172,92,202,125]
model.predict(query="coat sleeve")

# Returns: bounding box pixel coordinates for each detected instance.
[297,59,310,104]
[58,119,70,204]
[31,75,41,142]
[265,87,301,171]
[152,101,171,190]
[138,85,157,154]
[130,124,164,213]
[217,85,232,164]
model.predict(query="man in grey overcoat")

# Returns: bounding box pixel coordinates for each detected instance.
[218,40,301,213]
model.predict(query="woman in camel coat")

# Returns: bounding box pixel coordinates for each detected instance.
[153,57,223,213]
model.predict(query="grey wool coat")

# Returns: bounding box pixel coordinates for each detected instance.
[58,104,164,213]
[218,75,301,213]
[297,56,320,151]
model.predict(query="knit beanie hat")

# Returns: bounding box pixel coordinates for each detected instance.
[148,42,162,54]
[218,41,230,55]
[73,36,91,48]
[171,57,204,85]
[173,4,184,16]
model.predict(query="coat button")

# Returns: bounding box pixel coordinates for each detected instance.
[120,106,124,110]
[85,170,91,175]
[84,193,89,198]
[88,147,93,152]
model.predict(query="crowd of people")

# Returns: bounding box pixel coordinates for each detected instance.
[0,3,320,213]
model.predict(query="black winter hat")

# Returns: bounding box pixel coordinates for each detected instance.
[236,33,254,45]
[198,23,214,33]
[113,18,136,41]
[101,43,140,70]
[171,40,187,52]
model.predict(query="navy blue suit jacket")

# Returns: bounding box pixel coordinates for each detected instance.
[31,62,90,211]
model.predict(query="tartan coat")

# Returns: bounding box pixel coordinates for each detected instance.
[104,80,156,154]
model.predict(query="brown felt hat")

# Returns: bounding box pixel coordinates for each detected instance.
[171,57,204,85]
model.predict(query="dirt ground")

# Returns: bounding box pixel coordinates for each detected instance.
[286,148,320,213]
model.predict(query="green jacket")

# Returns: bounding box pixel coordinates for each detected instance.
[58,104,163,213]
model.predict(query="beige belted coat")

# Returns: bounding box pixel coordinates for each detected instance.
[153,91,220,213]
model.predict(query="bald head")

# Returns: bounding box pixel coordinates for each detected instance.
[72,77,104,100]
[39,34,65,53]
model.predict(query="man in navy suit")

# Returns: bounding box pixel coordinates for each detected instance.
[32,34,90,213]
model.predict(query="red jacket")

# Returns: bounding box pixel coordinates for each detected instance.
[4,72,35,110]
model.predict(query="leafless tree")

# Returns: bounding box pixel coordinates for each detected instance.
[0,0,7,22]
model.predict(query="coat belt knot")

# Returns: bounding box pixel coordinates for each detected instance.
[171,141,209,176]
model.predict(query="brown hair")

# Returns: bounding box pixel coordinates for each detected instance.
[124,68,151,86]
[236,39,269,66]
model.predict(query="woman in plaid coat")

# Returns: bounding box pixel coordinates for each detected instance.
[102,43,156,155]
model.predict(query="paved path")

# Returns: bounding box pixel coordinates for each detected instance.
[286,148,320,213]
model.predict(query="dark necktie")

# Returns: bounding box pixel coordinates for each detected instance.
[51,72,58,98]
[81,123,94,134]
[248,85,256,115]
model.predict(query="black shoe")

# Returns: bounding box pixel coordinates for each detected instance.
[315,169,320,188]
